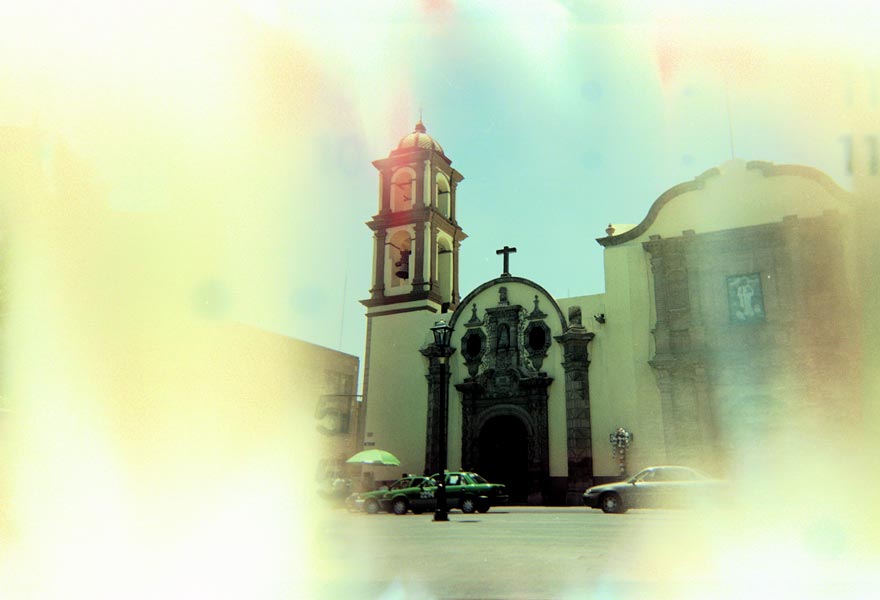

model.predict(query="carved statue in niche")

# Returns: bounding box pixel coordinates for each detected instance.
[498,323,510,349]
[569,305,582,327]
[499,287,508,305]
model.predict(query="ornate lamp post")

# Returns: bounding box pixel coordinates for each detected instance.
[430,319,453,522]
[609,427,633,477]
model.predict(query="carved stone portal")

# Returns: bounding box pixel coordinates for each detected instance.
[455,298,553,504]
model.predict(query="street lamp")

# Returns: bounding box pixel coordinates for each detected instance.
[430,319,453,522]
[609,427,634,476]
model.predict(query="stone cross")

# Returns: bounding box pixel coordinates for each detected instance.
[496,245,517,276]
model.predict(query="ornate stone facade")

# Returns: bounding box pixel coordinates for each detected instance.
[645,210,857,470]
[438,277,594,504]
[454,289,555,502]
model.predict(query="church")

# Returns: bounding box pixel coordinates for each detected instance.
[359,120,865,505]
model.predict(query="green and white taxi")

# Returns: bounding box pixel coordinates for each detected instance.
[384,471,508,515]
[347,475,431,514]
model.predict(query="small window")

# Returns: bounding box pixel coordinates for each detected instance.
[465,332,483,357]
[524,321,551,356]
[528,326,546,351]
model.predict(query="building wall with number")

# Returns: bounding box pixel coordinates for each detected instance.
[287,336,361,483]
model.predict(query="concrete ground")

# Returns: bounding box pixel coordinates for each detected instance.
[304,505,874,599]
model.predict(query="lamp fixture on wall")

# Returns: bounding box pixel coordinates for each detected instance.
[594,314,606,324]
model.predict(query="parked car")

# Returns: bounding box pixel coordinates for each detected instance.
[582,466,727,514]
[385,472,508,515]
[347,475,431,513]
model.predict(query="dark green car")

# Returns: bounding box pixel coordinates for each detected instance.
[385,472,508,515]
[347,476,431,514]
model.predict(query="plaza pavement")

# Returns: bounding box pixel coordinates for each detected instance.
[304,504,874,599]
[305,506,712,599]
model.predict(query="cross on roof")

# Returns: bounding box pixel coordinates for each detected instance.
[496,246,517,277]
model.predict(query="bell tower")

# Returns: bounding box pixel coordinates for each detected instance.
[359,120,466,476]
[362,120,466,315]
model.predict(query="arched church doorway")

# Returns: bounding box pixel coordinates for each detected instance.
[477,415,529,503]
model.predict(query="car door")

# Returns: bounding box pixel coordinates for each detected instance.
[444,473,465,509]
[409,477,438,512]
[662,467,704,508]
[642,467,695,507]
[628,469,664,508]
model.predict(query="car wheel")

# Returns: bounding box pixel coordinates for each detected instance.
[364,499,379,514]
[461,496,476,514]
[600,493,626,514]
[391,498,408,515]
[476,500,490,513]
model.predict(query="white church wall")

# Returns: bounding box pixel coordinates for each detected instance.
[363,309,438,477]
[596,243,666,476]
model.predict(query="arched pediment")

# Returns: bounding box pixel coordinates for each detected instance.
[449,276,567,331]
[596,161,853,248]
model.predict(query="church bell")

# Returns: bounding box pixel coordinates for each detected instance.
[395,249,411,279]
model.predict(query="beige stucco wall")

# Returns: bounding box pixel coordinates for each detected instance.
[362,307,439,477]
[583,245,666,477]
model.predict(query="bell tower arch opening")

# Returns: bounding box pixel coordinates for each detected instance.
[387,229,412,291]
[436,172,451,218]
[391,168,415,212]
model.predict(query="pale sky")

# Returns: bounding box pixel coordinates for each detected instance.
[4,0,878,360]
[276,1,878,360]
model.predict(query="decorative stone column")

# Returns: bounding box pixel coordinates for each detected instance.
[649,360,675,464]
[554,309,595,505]
[370,230,386,300]
[452,238,461,305]
[455,379,480,472]
[421,342,456,475]
[412,221,427,289]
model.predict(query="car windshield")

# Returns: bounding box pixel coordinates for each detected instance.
[468,473,488,484]
[627,467,708,483]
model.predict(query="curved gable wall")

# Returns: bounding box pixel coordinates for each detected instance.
[598,161,852,249]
